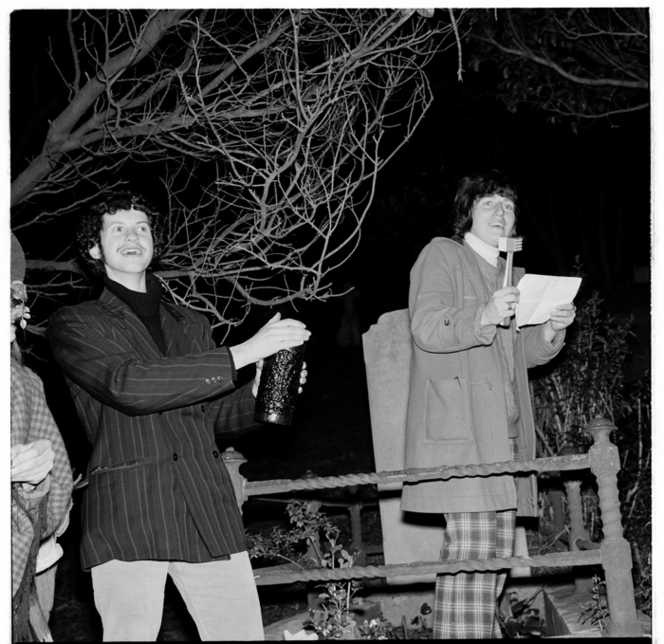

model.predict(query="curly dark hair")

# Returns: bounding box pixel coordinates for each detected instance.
[450,170,519,241]
[77,190,166,276]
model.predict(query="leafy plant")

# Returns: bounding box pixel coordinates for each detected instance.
[616,373,652,616]
[245,524,306,568]
[303,515,364,640]
[394,602,433,639]
[247,501,364,638]
[246,500,338,570]
[357,603,432,640]
[304,579,362,639]
[579,575,610,631]
[530,288,651,615]
[531,290,635,456]
[249,503,435,639]
[498,589,546,638]
[633,550,651,616]
[357,616,395,640]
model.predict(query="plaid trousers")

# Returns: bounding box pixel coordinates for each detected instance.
[433,439,518,639]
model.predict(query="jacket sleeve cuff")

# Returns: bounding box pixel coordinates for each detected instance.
[474,305,497,345]
[224,347,238,382]
[542,325,565,353]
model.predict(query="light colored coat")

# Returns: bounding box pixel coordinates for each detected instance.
[401,238,564,516]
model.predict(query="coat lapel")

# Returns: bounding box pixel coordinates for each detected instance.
[458,243,492,301]
[98,287,202,359]
[458,241,510,301]
[160,303,197,357]
[98,289,165,361]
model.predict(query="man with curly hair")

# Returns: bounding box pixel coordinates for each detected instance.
[47,191,310,641]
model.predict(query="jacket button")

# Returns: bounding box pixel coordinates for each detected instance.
[201,404,206,413]
[444,318,450,326]
[205,378,211,384]
[172,453,178,461]
[212,451,219,458]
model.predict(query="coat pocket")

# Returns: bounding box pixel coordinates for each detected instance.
[422,377,473,444]
[89,458,149,477]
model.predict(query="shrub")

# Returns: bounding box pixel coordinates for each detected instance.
[530,291,634,455]
[530,291,651,615]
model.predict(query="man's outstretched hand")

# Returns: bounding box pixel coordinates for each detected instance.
[229,313,311,371]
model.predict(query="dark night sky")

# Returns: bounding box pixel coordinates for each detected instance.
[8,8,652,301]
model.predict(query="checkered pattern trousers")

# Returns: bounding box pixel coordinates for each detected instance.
[433,440,518,639]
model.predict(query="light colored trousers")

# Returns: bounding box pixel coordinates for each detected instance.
[35,563,58,623]
[91,552,264,641]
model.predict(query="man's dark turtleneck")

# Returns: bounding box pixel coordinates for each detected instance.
[103,273,167,355]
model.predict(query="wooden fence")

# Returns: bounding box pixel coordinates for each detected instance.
[222,417,642,638]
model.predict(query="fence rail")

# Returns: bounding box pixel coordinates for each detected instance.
[241,452,590,498]
[253,550,603,585]
[223,417,642,637]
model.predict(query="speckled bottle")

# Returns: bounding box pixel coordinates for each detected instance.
[253,343,306,425]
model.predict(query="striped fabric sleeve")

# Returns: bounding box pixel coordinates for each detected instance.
[48,305,237,416]
[208,380,260,436]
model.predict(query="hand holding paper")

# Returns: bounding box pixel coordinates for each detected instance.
[515,274,581,328]
[548,303,577,332]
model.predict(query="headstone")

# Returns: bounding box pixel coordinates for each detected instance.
[362,310,443,584]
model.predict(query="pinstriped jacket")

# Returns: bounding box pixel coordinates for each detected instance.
[47,286,259,571]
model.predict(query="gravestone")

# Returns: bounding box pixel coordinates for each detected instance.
[362,310,442,584]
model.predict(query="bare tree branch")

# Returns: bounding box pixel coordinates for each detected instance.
[474,34,647,90]
[12,9,465,333]
[467,8,649,122]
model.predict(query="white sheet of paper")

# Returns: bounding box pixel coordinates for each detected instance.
[515,274,582,328]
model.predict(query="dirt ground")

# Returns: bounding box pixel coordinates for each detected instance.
[48,343,378,641]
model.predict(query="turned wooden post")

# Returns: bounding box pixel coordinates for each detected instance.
[221,447,248,512]
[558,444,593,595]
[563,478,593,595]
[349,502,367,566]
[562,479,587,548]
[586,418,642,637]
[548,485,566,541]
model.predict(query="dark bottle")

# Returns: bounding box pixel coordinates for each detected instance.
[253,343,306,425]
